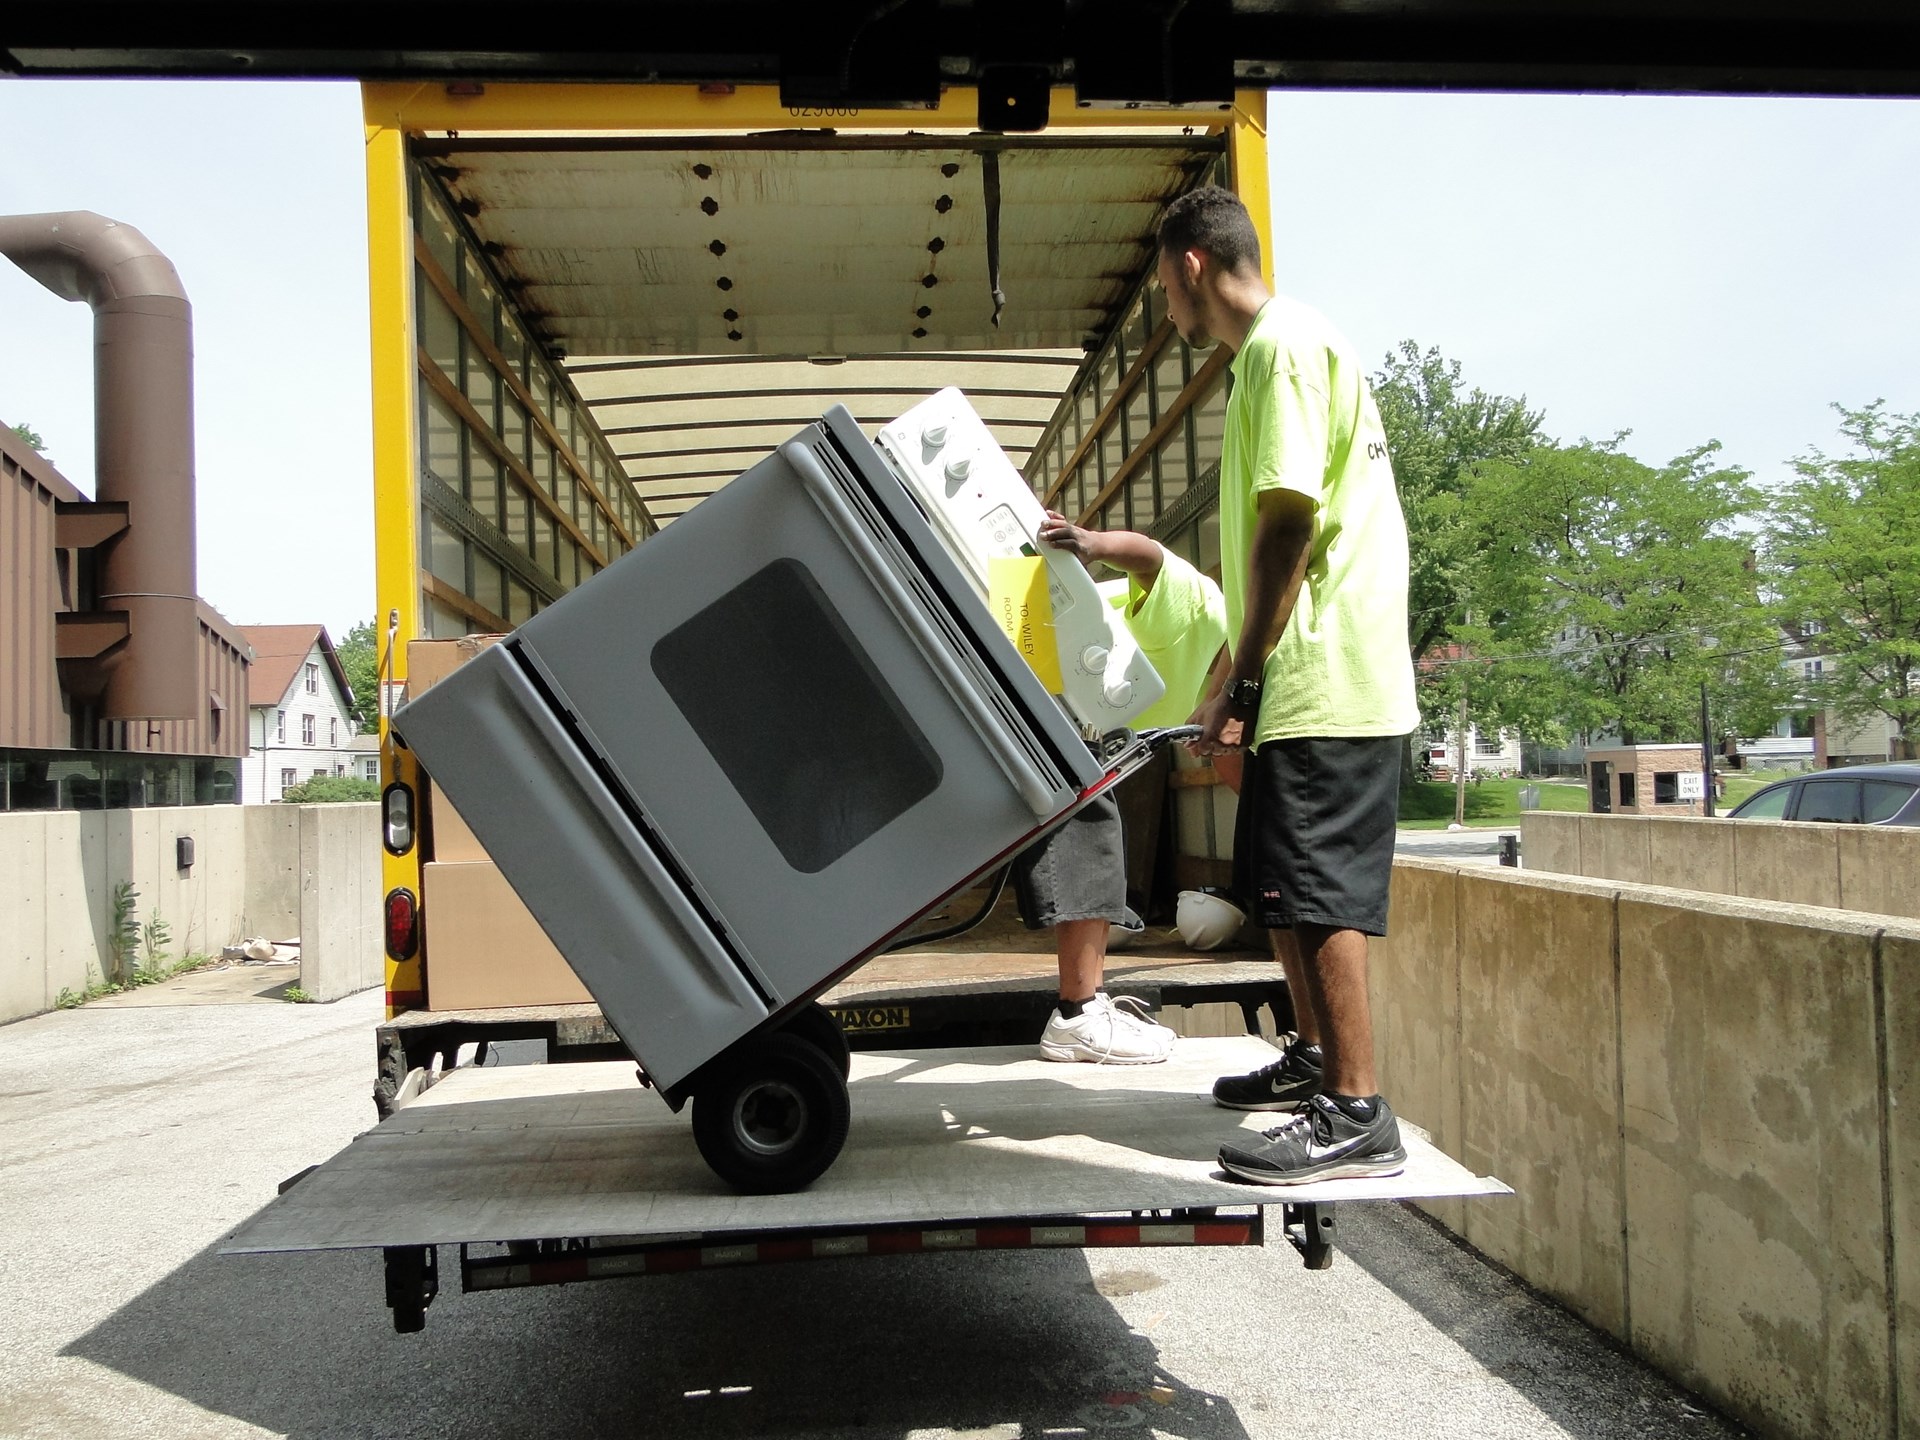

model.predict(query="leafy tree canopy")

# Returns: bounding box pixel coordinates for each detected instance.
[1371,341,1544,670]
[1460,436,1789,747]
[282,774,379,804]
[335,620,380,733]
[1765,402,1920,756]
[9,421,46,452]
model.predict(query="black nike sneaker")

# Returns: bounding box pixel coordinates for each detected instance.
[1218,1093,1407,1185]
[1211,1034,1323,1111]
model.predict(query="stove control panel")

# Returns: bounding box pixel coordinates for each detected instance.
[876,388,1164,730]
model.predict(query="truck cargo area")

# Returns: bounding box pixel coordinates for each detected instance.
[230,1035,1508,1331]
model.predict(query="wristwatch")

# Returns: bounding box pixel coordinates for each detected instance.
[1225,678,1263,712]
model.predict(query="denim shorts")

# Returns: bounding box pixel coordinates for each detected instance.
[1010,791,1143,933]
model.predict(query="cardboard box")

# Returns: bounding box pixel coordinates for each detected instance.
[426,783,489,863]
[407,636,506,864]
[422,860,592,1009]
[406,634,505,698]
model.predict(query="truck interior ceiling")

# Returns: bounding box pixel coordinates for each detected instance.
[389,86,1253,640]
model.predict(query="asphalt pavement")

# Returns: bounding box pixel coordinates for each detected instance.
[1393,827,1522,866]
[0,990,1747,1440]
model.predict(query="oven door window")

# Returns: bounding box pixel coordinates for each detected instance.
[652,557,944,874]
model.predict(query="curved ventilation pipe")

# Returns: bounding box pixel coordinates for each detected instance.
[0,211,199,721]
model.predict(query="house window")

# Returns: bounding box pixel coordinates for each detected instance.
[330,717,338,747]
[276,709,286,742]
[1619,772,1638,806]
[280,768,296,789]
[1474,729,1504,757]
[363,759,380,781]
[1789,713,1817,739]
[1654,772,1679,804]
[305,662,319,694]
[302,714,315,745]
[1803,659,1823,679]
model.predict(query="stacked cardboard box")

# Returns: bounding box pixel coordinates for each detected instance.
[408,637,591,1008]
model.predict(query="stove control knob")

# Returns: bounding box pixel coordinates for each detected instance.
[1079,644,1110,674]
[944,454,973,483]
[922,422,948,448]
[1104,678,1135,709]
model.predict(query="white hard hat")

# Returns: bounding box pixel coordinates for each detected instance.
[1176,889,1245,951]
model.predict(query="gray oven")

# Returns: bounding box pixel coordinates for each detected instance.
[393,407,1106,1121]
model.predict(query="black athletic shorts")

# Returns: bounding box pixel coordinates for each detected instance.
[1231,735,1404,936]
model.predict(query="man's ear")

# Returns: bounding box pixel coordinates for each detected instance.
[1183,248,1206,290]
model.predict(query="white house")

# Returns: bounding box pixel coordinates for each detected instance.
[1422,723,1523,779]
[239,625,366,803]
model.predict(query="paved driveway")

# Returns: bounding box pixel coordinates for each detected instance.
[0,992,1744,1440]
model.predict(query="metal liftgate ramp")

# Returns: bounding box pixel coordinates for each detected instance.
[226,1036,1508,1332]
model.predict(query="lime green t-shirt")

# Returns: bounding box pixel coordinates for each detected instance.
[1098,545,1228,729]
[1220,297,1419,744]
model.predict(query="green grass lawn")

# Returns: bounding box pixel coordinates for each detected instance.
[1394,766,1804,828]
[1397,776,1589,829]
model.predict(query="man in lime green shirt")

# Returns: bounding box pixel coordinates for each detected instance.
[1159,185,1417,1186]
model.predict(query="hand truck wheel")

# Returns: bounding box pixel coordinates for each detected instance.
[692,1031,851,1194]
[779,1000,851,1077]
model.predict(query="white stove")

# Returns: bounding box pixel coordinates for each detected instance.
[876,388,1165,732]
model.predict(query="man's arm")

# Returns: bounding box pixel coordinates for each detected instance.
[1035,512,1166,592]
[1191,487,1315,755]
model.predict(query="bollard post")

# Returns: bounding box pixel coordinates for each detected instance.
[1498,834,1519,867]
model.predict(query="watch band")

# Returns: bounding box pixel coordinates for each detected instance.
[1226,678,1263,710]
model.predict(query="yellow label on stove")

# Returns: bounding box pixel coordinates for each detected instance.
[988,555,1063,691]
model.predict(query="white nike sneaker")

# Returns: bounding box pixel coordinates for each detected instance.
[1039,993,1176,1065]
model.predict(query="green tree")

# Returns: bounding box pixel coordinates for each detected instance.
[282,774,381,804]
[1372,342,1544,669]
[335,620,380,733]
[9,421,46,452]
[1765,403,1920,759]
[1462,437,1788,747]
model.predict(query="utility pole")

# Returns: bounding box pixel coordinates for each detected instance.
[1700,680,1716,817]
[1453,677,1470,828]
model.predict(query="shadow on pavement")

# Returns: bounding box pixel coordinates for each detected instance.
[1340,1205,1750,1440]
[66,1237,1254,1440]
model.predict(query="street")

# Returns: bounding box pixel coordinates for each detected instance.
[0,992,1745,1440]
[1393,827,1522,866]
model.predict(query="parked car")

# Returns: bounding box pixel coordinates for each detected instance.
[1726,761,1920,825]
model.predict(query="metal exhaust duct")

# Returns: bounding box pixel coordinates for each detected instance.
[0,210,199,721]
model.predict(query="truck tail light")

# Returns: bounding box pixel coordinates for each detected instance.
[385,888,419,961]
[383,782,415,854]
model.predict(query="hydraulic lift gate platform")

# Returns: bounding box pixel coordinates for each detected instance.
[225,1036,1507,1329]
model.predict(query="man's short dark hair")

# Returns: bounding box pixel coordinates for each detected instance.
[1156,186,1261,275]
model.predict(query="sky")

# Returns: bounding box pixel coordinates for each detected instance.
[0,81,1916,641]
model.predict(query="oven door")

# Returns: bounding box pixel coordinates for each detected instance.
[507,424,1091,1009]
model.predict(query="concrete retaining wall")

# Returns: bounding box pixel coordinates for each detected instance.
[1519,811,1920,921]
[1375,858,1918,1439]
[295,805,382,1002]
[0,802,380,1022]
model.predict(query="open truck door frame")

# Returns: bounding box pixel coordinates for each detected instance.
[366,81,1274,1044]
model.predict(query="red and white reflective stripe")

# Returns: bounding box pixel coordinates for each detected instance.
[468,1218,1257,1291]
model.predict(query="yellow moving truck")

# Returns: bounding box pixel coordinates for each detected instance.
[219,81,1511,1337]
[365,80,1279,1108]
